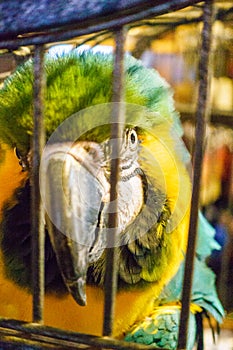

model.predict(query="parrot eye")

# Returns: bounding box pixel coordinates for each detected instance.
[128,129,138,150]
[130,132,136,144]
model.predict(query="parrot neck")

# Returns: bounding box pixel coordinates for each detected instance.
[0,146,26,216]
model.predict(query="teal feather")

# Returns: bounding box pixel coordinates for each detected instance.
[124,306,197,350]
[196,211,220,259]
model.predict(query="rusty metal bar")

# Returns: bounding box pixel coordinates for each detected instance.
[0,0,201,50]
[180,110,233,128]
[0,0,202,38]
[103,27,126,337]
[0,318,164,350]
[31,45,46,324]
[177,1,214,349]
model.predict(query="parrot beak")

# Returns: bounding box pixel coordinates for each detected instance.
[41,141,110,306]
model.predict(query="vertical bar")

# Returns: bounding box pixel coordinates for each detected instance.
[177,1,214,349]
[31,45,46,323]
[103,27,126,337]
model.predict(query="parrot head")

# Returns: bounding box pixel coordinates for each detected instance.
[0,51,191,307]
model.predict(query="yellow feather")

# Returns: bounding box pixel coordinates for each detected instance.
[0,131,191,338]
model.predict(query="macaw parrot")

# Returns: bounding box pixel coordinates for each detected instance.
[0,51,223,349]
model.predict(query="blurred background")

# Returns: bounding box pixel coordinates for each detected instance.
[0,1,232,345]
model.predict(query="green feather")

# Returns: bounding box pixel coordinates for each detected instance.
[0,51,179,154]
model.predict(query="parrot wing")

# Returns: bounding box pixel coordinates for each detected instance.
[160,212,224,321]
[124,212,224,349]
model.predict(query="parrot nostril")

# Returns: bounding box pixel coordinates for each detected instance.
[83,145,91,153]
[88,147,97,158]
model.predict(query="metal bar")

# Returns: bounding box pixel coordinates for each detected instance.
[31,45,46,323]
[0,318,167,350]
[177,1,214,349]
[0,335,68,350]
[0,0,201,49]
[103,27,126,337]
[0,0,202,38]
[180,110,233,128]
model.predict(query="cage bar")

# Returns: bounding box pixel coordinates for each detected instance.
[31,45,46,324]
[103,26,126,337]
[177,1,214,349]
[0,0,201,50]
[0,318,168,350]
